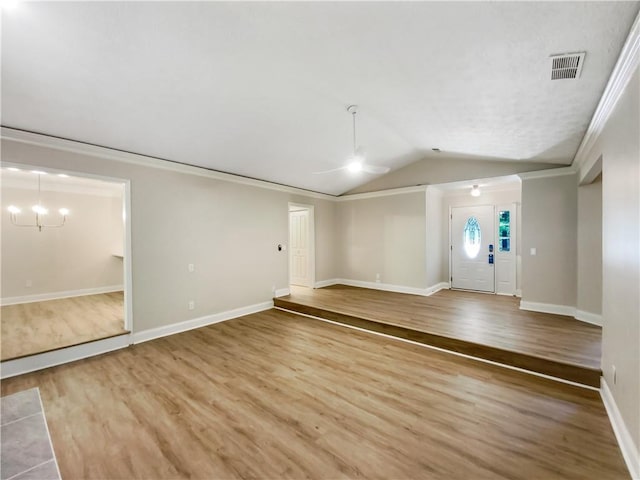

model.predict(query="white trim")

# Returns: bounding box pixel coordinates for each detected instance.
[312,278,446,296]
[274,288,290,298]
[575,310,603,327]
[132,301,273,344]
[336,185,427,202]
[337,278,427,296]
[122,179,133,335]
[573,10,640,182]
[601,378,640,479]
[1,285,124,306]
[1,128,335,200]
[520,301,605,327]
[517,166,577,180]
[519,300,576,317]
[314,278,340,289]
[275,306,598,391]
[426,282,449,296]
[515,289,522,297]
[0,334,130,379]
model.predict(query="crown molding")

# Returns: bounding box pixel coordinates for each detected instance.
[1,127,336,201]
[572,10,640,180]
[336,185,427,202]
[517,166,577,181]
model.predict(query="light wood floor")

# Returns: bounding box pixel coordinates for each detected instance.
[1,309,628,479]
[1,292,127,361]
[283,285,602,369]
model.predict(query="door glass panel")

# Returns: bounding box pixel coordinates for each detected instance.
[498,210,510,252]
[463,217,481,259]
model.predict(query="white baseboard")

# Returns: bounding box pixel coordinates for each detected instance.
[1,285,124,306]
[425,282,449,296]
[520,300,603,326]
[274,288,290,298]
[520,300,576,317]
[314,278,340,289]
[1,334,131,379]
[515,289,522,297]
[132,301,273,344]
[337,278,427,296]
[314,278,448,297]
[575,309,603,326]
[601,378,640,479]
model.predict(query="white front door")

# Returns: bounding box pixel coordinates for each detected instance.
[289,209,310,286]
[451,205,495,292]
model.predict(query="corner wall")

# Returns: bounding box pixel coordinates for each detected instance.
[577,178,603,318]
[520,173,578,309]
[335,191,427,289]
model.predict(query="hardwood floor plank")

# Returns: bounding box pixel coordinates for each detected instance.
[275,285,602,385]
[1,292,127,361]
[0,309,627,479]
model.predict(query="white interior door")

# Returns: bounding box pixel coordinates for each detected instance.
[451,205,495,292]
[289,209,310,287]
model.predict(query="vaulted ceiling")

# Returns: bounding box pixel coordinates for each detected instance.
[2,2,638,195]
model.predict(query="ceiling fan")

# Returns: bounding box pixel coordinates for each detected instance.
[314,105,390,175]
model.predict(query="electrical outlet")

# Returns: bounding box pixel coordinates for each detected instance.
[376,273,381,283]
[188,263,195,273]
[188,300,195,311]
[25,280,32,288]
[612,365,617,385]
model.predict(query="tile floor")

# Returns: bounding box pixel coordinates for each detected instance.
[0,388,60,480]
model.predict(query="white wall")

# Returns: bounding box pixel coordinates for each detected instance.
[425,187,444,287]
[582,67,639,456]
[1,185,124,300]
[520,173,578,308]
[335,191,427,288]
[576,178,603,316]
[1,138,338,333]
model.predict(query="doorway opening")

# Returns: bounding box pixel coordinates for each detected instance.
[288,203,315,288]
[0,164,132,361]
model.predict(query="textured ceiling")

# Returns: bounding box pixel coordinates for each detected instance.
[1,2,638,195]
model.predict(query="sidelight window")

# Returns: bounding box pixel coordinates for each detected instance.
[498,211,511,252]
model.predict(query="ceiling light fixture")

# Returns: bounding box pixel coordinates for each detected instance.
[312,105,390,176]
[7,173,69,232]
[470,185,481,197]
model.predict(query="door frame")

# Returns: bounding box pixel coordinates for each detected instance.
[288,202,315,288]
[0,162,133,378]
[449,203,496,293]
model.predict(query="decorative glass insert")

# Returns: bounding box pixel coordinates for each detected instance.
[498,210,511,252]
[463,217,481,259]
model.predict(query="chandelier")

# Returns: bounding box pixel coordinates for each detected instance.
[7,172,69,232]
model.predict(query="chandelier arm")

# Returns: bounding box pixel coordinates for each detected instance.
[39,217,67,228]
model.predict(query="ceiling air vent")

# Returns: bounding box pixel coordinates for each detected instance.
[550,52,585,80]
